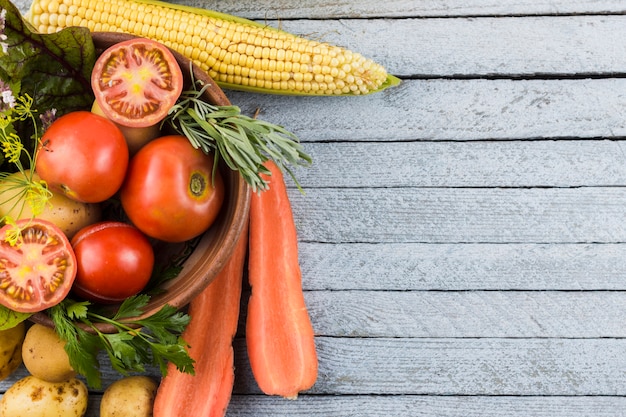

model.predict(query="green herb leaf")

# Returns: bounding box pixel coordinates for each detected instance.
[112,294,150,321]
[49,295,195,389]
[49,303,103,388]
[137,304,190,344]
[149,337,195,375]
[65,300,90,320]
[0,304,30,330]
[103,331,143,374]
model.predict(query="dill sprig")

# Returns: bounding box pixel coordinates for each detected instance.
[164,78,312,192]
[0,93,52,245]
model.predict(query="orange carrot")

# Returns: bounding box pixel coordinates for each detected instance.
[246,160,318,399]
[153,218,249,417]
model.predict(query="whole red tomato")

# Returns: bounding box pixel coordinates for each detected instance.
[71,221,154,304]
[120,135,225,242]
[35,111,129,203]
[0,219,77,313]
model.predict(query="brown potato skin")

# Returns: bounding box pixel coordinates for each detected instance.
[100,376,158,417]
[22,324,76,383]
[0,376,88,417]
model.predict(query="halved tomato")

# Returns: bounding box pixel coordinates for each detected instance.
[0,219,77,313]
[91,37,184,128]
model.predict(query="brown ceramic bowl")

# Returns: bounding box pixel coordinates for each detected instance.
[30,32,251,333]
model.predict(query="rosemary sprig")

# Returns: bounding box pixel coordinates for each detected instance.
[164,79,312,192]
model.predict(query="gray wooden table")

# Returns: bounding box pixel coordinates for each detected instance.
[8,0,626,415]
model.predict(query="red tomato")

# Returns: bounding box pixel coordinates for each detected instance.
[91,37,183,128]
[0,219,77,313]
[120,135,225,243]
[71,221,154,304]
[35,111,129,203]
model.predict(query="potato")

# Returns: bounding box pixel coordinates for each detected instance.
[0,322,25,380]
[0,170,102,240]
[100,376,158,417]
[22,324,76,383]
[0,375,88,417]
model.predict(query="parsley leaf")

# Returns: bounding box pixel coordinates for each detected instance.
[49,296,194,389]
[112,294,150,320]
[49,302,102,388]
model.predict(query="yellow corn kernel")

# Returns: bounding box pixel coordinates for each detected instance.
[26,0,399,95]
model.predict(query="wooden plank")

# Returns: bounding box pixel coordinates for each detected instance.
[232,337,626,395]
[303,291,626,338]
[299,243,626,291]
[165,0,626,19]
[8,336,626,397]
[266,16,626,77]
[229,78,626,141]
[289,187,626,243]
[17,391,626,417]
[226,395,626,417]
[292,140,626,188]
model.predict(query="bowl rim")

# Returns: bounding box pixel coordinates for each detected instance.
[30,32,251,333]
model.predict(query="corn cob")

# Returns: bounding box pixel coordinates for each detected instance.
[26,0,400,95]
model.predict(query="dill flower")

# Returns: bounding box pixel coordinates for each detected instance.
[0,90,51,245]
[1,217,21,246]
[0,130,21,164]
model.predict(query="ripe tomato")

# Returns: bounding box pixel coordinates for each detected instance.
[91,38,183,128]
[71,221,154,304]
[120,135,225,243]
[35,111,129,203]
[0,219,77,313]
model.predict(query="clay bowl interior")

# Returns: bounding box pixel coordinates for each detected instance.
[30,32,251,333]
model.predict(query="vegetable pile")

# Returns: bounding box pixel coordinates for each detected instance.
[0,0,318,415]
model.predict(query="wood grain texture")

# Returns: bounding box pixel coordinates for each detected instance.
[299,243,626,291]
[229,78,626,141]
[166,0,626,19]
[234,290,626,338]
[303,291,626,338]
[288,187,626,243]
[225,395,626,417]
[292,140,626,188]
[231,337,626,396]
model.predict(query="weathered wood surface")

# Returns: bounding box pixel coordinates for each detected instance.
[170,0,626,19]
[8,0,626,416]
[230,79,626,141]
[299,242,626,290]
[292,140,626,187]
